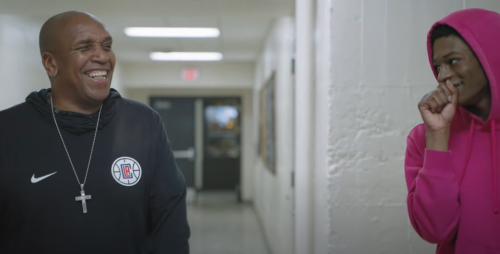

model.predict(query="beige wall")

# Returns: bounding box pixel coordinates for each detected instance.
[111,62,125,96]
[0,15,48,110]
[122,62,254,89]
[126,87,254,202]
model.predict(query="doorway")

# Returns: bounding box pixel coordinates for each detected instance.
[203,98,241,192]
[150,97,242,196]
[150,97,196,188]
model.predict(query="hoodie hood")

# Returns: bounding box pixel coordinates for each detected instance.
[427,8,500,128]
[26,88,122,135]
[427,8,500,214]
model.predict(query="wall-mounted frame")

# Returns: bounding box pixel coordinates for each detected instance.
[258,72,276,174]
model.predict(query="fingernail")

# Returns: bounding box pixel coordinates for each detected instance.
[448,95,452,102]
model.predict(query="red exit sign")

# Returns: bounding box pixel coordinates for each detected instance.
[182,68,200,81]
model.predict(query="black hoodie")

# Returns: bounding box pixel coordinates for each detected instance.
[0,89,190,254]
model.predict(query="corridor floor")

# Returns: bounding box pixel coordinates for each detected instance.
[187,191,270,254]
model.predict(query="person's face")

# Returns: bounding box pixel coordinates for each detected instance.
[432,35,489,106]
[55,16,115,104]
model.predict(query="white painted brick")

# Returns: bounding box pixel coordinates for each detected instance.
[329,170,359,206]
[331,0,362,86]
[406,0,463,86]
[407,224,436,253]
[331,0,363,21]
[367,207,411,252]
[386,0,411,84]
[330,207,410,253]
[466,0,500,10]
[362,0,387,86]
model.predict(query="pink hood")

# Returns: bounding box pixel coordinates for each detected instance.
[405,8,500,254]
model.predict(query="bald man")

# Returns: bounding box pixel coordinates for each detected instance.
[0,11,190,254]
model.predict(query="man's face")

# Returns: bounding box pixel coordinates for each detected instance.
[55,16,115,104]
[432,35,489,106]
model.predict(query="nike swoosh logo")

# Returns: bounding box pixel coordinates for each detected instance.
[31,172,57,183]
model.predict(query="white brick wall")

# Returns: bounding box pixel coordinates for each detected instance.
[322,0,500,253]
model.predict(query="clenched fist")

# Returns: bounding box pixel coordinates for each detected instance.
[418,80,459,133]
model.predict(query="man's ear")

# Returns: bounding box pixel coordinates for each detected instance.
[42,52,58,78]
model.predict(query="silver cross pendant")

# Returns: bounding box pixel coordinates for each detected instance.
[75,184,91,213]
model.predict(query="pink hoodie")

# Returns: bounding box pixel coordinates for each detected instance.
[405,8,500,254]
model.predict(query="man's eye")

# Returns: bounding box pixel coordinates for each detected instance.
[450,59,459,64]
[79,45,91,50]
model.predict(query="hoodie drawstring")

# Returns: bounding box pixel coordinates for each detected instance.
[492,120,499,214]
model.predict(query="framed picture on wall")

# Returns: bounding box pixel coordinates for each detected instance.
[258,72,276,174]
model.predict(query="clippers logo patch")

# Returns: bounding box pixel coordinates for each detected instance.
[112,157,142,186]
[121,164,132,179]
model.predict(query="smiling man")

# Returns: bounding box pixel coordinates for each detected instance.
[0,11,190,254]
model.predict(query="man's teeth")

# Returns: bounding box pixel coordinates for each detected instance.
[86,71,107,78]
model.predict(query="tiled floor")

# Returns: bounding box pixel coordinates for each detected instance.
[187,191,270,254]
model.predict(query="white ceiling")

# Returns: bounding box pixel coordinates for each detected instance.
[0,0,293,63]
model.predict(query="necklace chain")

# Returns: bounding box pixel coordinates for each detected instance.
[49,94,102,188]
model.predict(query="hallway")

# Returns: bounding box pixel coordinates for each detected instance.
[187,192,270,254]
[4,0,500,253]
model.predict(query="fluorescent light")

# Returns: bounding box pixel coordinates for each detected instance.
[150,52,223,61]
[124,27,220,38]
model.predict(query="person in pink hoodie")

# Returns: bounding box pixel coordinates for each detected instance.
[405,8,500,254]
